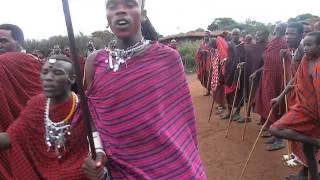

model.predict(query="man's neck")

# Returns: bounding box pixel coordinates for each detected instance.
[50,91,72,106]
[116,32,143,50]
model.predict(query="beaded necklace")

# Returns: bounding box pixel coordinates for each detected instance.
[44,92,78,158]
[105,38,150,72]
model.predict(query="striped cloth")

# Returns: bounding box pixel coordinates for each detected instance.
[255,37,288,124]
[86,42,207,179]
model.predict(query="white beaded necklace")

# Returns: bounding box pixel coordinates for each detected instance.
[44,93,79,159]
[105,38,150,72]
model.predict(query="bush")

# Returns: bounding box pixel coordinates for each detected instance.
[178,41,199,73]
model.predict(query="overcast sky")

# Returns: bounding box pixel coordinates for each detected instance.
[1,0,319,40]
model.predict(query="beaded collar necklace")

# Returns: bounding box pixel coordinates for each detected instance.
[44,92,78,158]
[105,38,150,72]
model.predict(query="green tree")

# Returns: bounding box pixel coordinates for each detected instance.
[288,13,319,23]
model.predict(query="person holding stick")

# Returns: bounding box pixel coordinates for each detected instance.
[254,23,288,151]
[82,0,207,179]
[269,32,320,180]
[222,28,245,122]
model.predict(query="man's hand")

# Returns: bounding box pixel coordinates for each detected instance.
[83,152,107,180]
[237,62,246,69]
[270,97,281,109]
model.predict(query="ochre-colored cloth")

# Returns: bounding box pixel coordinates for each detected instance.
[272,56,320,166]
[255,37,288,124]
[196,41,211,88]
[84,42,207,179]
[0,52,43,179]
[7,94,89,179]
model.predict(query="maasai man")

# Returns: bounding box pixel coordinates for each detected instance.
[270,32,320,180]
[254,23,288,151]
[314,21,320,32]
[209,37,228,115]
[0,55,94,179]
[81,0,206,179]
[268,23,304,150]
[50,44,62,56]
[245,34,254,45]
[222,28,245,121]
[292,22,314,67]
[0,24,43,179]
[196,31,212,95]
[86,40,96,57]
[168,39,178,50]
[241,28,269,123]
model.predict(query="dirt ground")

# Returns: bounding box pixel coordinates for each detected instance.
[187,74,299,180]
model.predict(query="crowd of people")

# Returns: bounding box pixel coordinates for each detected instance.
[0,0,206,179]
[1,0,320,179]
[196,20,320,179]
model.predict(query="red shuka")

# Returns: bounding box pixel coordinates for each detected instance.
[0,52,43,179]
[255,37,288,124]
[272,56,320,166]
[6,94,89,179]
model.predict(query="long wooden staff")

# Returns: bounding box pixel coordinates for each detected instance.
[207,66,215,122]
[62,0,96,159]
[242,76,255,141]
[238,110,273,180]
[282,53,291,161]
[225,63,244,138]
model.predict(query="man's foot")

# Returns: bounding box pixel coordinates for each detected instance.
[261,131,272,138]
[215,107,225,115]
[204,92,210,96]
[237,117,251,123]
[231,113,241,121]
[221,113,230,120]
[264,137,276,144]
[266,140,285,151]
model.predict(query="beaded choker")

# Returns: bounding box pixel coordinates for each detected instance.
[44,92,78,159]
[105,38,150,72]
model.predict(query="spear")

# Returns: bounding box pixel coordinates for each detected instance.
[61,0,96,159]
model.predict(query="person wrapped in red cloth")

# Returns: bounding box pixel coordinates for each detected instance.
[0,55,103,179]
[253,23,288,151]
[196,31,212,95]
[209,36,228,114]
[0,24,43,179]
[270,32,320,180]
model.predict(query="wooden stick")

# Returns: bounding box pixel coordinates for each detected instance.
[62,0,96,159]
[242,77,255,141]
[208,97,215,122]
[238,110,273,180]
[225,66,243,138]
[282,55,291,158]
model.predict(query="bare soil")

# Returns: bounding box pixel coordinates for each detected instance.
[187,74,298,180]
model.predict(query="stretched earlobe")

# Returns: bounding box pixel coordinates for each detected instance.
[141,9,147,22]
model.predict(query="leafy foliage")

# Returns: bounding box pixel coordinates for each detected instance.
[178,41,199,72]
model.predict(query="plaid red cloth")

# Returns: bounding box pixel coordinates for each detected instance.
[7,94,89,179]
[211,36,228,91]
[272,56,320,166]
[0,52,43,179]
[255,37,288,124]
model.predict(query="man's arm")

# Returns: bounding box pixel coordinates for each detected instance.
[270,78,295,108]
[0,133,10,150]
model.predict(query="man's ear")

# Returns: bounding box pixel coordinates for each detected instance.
[141,9,147,22]
[69,74,76,84]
